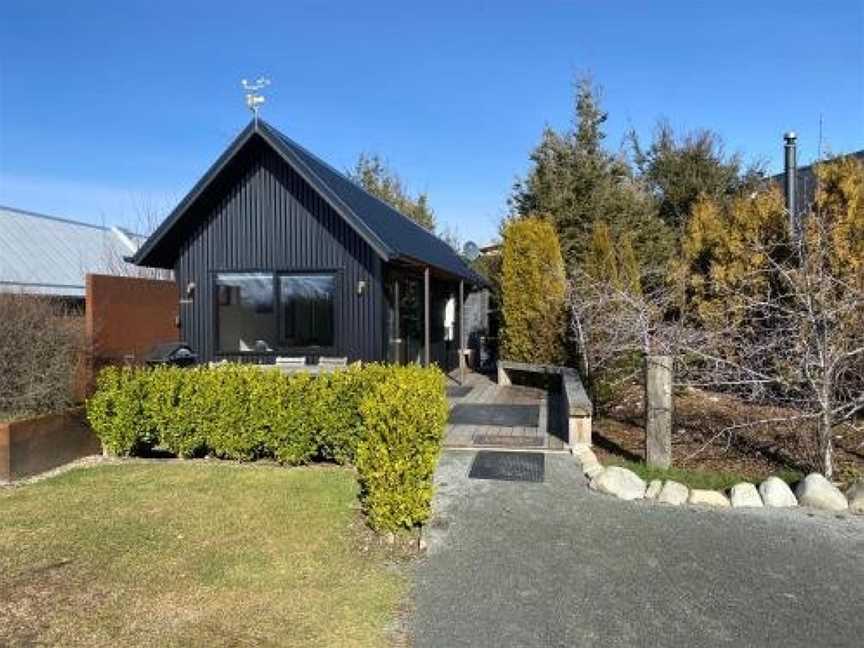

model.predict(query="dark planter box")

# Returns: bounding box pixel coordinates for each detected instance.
[0,408,101,482]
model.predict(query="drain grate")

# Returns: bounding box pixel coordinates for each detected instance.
[446,386,473,398]
[468,451,545,483]
[472,434,544,448]
[449,404,540,427]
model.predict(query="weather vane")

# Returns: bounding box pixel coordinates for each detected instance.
[241,76,271,123]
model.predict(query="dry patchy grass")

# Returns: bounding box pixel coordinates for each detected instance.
[0,462,408,647]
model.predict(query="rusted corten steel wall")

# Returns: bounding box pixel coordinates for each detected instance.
[0,409,100,482]
[83,274,178,392]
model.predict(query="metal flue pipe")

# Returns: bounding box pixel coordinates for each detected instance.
[784,131,798,238]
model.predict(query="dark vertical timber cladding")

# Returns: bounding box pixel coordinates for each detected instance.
[175,141,383,363]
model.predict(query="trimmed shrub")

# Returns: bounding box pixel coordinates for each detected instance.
[87,366,154,455]
[500,217,567,364]
[165,368,210,458]
[258,370,317,465]
[86,362,448,532]
[205,365,264,461]
[313,363,390,464]
[355,365,449,531]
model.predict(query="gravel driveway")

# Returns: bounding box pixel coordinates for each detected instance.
[412,450,864,648]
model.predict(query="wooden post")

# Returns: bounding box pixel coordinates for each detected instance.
[423,267,431,367]
[645,354,673,469]
[459,279,465,384]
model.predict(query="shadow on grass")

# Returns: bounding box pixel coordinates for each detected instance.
[591,432,642,464]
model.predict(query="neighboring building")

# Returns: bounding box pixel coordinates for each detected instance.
[771,148,864,215]
[0,205,143,301]
[131,119,483,368]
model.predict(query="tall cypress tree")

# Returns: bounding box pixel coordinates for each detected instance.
[511,77,673,274]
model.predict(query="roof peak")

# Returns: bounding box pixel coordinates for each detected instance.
[256,120,444,242]
[133,118,481,283]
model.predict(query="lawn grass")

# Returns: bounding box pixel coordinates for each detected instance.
[0,462,408,647]
[604,457,803,492]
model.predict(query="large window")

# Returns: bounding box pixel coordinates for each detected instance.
[216,272,336,353]
[217,273,276,353]
[279,274,335,347]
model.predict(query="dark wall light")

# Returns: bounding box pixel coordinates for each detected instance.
[357,280,367,296]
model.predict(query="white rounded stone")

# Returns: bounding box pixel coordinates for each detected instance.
[730,482,763,508]
[645,479,663,500]
[577,449,598,466]
[759,476,798,508]
[571,444,594,460]
[583,462,605,480]
[589,466,646,501]
[795,473,848,512]
[846,481,864,515]
[688,489,731,508]
[656,480,689,505]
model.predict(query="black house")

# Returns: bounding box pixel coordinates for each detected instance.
[131,119,482,369]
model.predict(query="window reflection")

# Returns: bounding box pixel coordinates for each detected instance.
[216,273,276,352]
[279,275,335,347]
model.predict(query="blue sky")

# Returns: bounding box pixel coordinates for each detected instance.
[1,1,862,245]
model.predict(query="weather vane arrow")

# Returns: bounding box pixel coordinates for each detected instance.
[241,76,271,123]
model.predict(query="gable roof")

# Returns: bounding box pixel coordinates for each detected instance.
[0,205,143,297]
[132,119,481,284]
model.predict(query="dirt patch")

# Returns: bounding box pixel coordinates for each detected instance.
[594,381,864,487]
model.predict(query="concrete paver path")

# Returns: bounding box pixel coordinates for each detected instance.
[413,451,864,647]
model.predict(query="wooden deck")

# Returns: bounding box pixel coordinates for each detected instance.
[444,372,566,450]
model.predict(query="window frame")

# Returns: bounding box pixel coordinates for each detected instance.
[212,268,341,358]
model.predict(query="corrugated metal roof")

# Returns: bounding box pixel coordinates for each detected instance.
[0,205,143,297]
[133,120,484,285]
[260,121,481,282]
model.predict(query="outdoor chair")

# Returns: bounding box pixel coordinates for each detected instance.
[317,356,348,367]
[275,356,306,366]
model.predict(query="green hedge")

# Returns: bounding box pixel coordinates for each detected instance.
[500,216,567,364]
[356,367,449,531]
[87,363,447,532]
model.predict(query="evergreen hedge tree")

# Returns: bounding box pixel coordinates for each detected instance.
[510,76,674,274]
[499,217,567,364]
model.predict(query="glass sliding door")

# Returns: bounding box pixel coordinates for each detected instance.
[384,273,424,365]
[278,274,336,349]
[216,273,277,353]
[215,271,337,358]
[400,277,424,364]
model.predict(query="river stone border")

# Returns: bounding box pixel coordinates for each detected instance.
[571,445,862,515]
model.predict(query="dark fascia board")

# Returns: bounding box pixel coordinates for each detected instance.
[132,120,395,268]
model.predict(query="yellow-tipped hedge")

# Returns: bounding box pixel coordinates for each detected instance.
[87,363,447,532]
[500,216,567,364]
